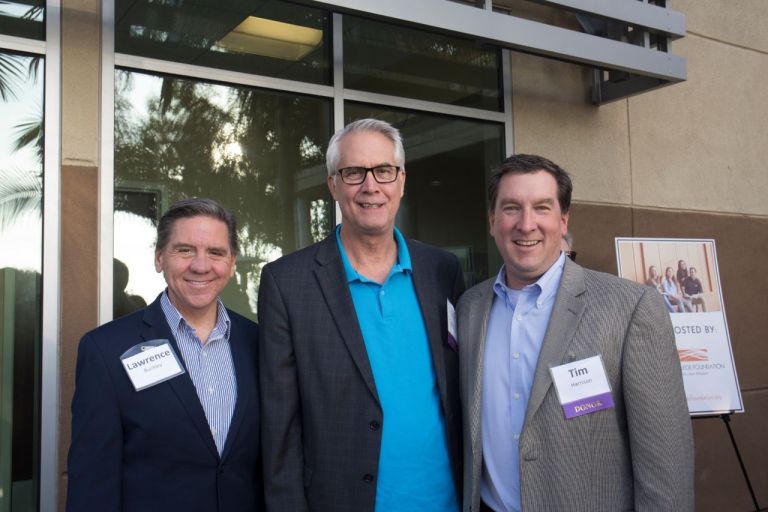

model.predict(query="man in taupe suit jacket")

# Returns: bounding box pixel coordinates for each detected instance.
[458,154,694,512]
[259,119,464,511]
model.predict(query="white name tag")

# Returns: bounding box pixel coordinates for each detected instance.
[120,340,185,391]
[447,300,458,351]
[550,355,614,419]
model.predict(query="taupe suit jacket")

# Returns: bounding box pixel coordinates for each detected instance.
[259,232,465,512]
[458,259,694,512]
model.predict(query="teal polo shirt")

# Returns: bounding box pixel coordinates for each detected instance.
[336,225,458,512]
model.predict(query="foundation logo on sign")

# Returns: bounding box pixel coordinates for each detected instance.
[678,348,708,362]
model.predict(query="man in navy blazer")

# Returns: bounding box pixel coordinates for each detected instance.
[259,119,465,512]
[67,198,262,512]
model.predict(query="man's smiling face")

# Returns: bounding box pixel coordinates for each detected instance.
[327,130,405,240]
[489,170,569,289]
[154,215,235,319]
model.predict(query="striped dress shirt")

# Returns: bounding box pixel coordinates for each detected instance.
[160,292,237,455]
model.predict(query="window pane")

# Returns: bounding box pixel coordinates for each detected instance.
[114,69,333,320]
[0,1,44,40]
[115,0,330,85]
[346,103,504,285]
[344,15,501,111]
[0,50,44,510]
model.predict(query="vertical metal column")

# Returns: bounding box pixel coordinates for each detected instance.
[40,0,62,508]
[100,0,116,326]
[332,12,344,224]
[502,48,514,156]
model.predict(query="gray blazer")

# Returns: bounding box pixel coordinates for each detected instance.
[458,259,694,512]
[259,232,465,512]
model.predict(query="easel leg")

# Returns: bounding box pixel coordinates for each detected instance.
[721,414,760,511]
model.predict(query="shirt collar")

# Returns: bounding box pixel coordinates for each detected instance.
[493,251,567,305]
[335,224,411,284]
[160,290,231,340]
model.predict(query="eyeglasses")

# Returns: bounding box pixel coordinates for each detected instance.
[336,165,401,185]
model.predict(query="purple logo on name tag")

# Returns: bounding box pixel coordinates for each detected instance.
[562,391,614,419]
[446,333,458,352]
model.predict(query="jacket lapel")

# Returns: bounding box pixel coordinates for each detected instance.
[468,280,495,459]
[141,297,220,459]
[524,260,587,425]
[313,235,380,404]
[409,241,452,410]
[220,314,254,461]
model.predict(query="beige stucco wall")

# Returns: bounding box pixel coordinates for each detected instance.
[673,0,768,53]
[62,0,101,167]
[511,1,768,217]
[510,53,633,205]
[629,35,768,215]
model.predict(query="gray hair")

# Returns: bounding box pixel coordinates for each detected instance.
[325,118,405,177]
[156,198,239,255]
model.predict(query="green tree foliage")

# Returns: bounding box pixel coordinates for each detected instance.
[114,71,332,316]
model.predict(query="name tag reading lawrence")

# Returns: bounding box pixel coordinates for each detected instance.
[120,339,185,391]
[550,355,614,419]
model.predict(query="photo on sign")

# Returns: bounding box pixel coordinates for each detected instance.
[616,239,720,314]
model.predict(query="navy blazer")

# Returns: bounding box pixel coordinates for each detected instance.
[67,295,262,512]
[259,233,465,512]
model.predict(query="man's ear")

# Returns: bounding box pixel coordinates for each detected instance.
[561,211,570,236]
[327,174,338,201]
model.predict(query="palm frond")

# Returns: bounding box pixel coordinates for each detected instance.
[12,118,43,158]
[0,167,42,230]
[21,5,44,22]
[26,55,42,83]
[0,53,27,102]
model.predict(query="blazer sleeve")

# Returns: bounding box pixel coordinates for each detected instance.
[258,265,309,512]
[622,288,695,511]
[66,333,123,512]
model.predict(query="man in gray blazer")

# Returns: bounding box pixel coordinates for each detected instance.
[259,119,465,512]
[458,154,694,512]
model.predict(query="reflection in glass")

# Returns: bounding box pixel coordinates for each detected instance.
[344,15,501,111]
[0,1,44,40]
[115,0,330,85]
[346,103,504,285]
[0,50,43,511]
[114,69,333,320]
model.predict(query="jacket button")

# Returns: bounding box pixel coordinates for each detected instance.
[363,473,374,483]
[369,420,380,430]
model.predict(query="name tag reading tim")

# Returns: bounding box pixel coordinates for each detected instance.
[120,339,185,391]
[550,355,614,419]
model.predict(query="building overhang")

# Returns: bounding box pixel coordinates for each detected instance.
[304,0,687,104]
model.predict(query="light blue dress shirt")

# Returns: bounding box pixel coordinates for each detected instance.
[480,253,566,512]
[336,225,458,512]
[160,292,237,455]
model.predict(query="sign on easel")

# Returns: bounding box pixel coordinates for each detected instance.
[615,238,743,415]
